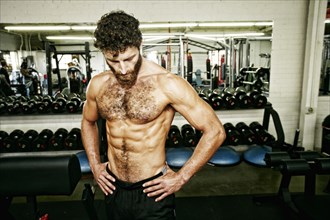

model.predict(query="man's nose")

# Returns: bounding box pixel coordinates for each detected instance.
[119,62,127,74]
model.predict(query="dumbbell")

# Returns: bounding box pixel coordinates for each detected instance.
[207,89,223,110]
[0,99,7,115]
[249,121,275,145]
[181,124,197,147]
[64,128,83,150]
[17,129,39,152]
[22,99,37,114]
[51,93,67,113]
[198,88,211,105]
[36,95,53,113]
[32,129,54,151]
[166,125,183,148]
[66,93,82,113]
[7,100,22,114]
[223,123,241,146]
[2,129,25,152]
[234,87,252,109]
[219,88,238,109]
[49,128,69,151]
[248,90,267,108]
[235,122,257,145]
[0,130,9,152]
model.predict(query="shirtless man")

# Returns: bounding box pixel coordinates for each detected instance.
[81,10,226,220]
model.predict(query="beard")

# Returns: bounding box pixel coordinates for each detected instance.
[108,54,142,88]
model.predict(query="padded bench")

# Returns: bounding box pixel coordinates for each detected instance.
[0,152,82,219]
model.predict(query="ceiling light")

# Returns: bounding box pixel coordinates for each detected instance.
[71,26,97,30]
[140,23,198,28]
[46,36,95,40]
[199,21,273,27]
[5,26,71,31]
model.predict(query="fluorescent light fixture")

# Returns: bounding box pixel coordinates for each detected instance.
[186,32,265,39]
[143,36,172,42]
[71,26,97,30]
[5,26,71,31]
[185,34,218,42]
[222,32,265,37]
[142,33,185,38]
[46,36,95,40]
[4,21,273,32]
[199,21,273,27]
[140,23,198,28]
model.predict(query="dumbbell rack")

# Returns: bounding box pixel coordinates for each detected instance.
[0,102,285,151]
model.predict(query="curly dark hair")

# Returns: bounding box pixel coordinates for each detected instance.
[94,10,142,52]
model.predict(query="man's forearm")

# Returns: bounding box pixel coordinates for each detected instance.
[81,119,102,173]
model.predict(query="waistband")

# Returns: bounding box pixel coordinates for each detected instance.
[106,165,166,190]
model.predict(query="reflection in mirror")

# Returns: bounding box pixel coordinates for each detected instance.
[142,33,272,99]
[0,21,273,105]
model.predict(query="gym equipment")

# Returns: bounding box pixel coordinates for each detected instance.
[187,53,193,83]
[239,67,270,92]
[166,124,194,168]
[235,122,257,145]
[223,123,241,146]
[261,152,330,220]
[181,124,197,147]
[32,129,54,151]
[234,87,252,108]
[321,114,330,155]
[0,100,7,115]
[0,130,9,152]
[166,125,183,148]
[66,93,82,113]
[7,100,22,114]
[45,42,92,95]
[22,99,37,114]
[207,89,223,110]
[208,146,242,166]
[248,90,267,108]
[166,147,193,168]
[64,128,83,150]
[0,153,82,220]
[49,128,69,151]
[198,89,211,105]
[218,88,238,109]
[243,145,272,167]
[17,129,39,152]
[264,151,291,167]
[36,95,53,114]
[249,121,275,145]
[51,93,67,113]
[2,129,24,152]
[76,150,92,174]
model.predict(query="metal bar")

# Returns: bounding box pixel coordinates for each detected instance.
[45,41,52,96]
[142,43,180,46]
[179,35,184,78]
[85,42,92,85]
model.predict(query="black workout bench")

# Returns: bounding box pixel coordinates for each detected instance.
[0,152,82,220]
[264,151,330,220]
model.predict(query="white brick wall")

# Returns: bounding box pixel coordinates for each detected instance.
[0,0,328,149]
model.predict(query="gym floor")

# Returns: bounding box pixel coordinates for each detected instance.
[6,159,330,220]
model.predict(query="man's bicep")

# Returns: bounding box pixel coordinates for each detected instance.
[169,84,218,131]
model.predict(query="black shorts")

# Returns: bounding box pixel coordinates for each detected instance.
[105,166,176,220]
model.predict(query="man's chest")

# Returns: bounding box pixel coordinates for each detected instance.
[97,81,161,121]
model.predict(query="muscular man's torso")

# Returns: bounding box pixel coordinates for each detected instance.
[96,73,175,182]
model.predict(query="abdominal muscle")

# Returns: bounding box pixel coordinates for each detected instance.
[106,108,174,183]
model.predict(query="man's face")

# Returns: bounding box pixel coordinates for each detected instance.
[104,47,142,87]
